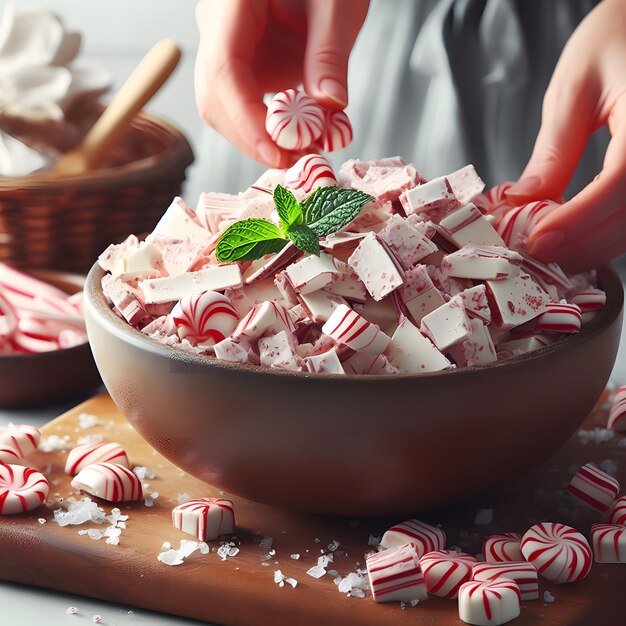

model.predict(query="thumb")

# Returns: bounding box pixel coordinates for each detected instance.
[303,0,369,109]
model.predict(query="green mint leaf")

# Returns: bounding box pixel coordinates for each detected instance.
[215,219,287,263]
[301,187,374,237]
[287,224,320,256]
[273,184,302,235]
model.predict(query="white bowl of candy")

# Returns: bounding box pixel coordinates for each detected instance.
[84,156,623,515]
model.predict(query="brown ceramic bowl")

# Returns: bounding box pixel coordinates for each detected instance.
[84,263,623,516]
[0,271,101,409]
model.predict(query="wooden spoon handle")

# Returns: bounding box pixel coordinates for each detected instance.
[76,39,181,171]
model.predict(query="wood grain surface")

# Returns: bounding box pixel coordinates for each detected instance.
[0,392,624,626]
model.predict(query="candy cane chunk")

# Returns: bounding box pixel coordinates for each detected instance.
[172,497,235,541]
[139,265,242,305]
[483,534,523,563]
[400,176,460,221]
[471,561,539,601]
[366,543,428,603]
[265,88,324,150]
[398,265,446,325]
[608,386,626,432]
[520,522,592,584]
[348,233,404,301]
[458,579,521,626]
[298,290,347,323]
[231,300,295,340]
[284,253,338,295]
[319,108,352,152]
[0,424,40,464]
[171,291,239,348]
[0,464,49,514]
[570,288,606,313]
[496,200,560,250]
[567,462,620,512]
[420,550,477,599]
[440,203,505,248]
[442,246,523,281]
[377,214,438,270]
[305,348,345,374]
[447,318,497,367]
[322,304,390,355]
[608,496,626,526]
[71,462,143,502]
[590,524,626,563]
[64,442,130,476]
[420,295,471,351]
[535,303,582,334]
[284,154,336,193]
[380,519,446,557]
[486,273,550,330]
[102,275,151,327]
[147,197,210,246]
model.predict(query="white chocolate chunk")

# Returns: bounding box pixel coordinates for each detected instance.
[298,290,347,322]
[258,331,304,371]
[447,318,497,367]
[148,197,210,246]
[458,284,491,324]
[441,245,523,280]
[400,176,459,217]
[377,214,437,269]
[446,164,485,204]
[305,349,345,374]
[440,203,505,247]
[285,253,338,295]
[398,265,446,324]
[420,295,471,351]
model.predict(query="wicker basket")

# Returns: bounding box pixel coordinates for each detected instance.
[0,112,194,273]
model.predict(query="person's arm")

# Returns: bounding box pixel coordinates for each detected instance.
[506,0,626,271]
[194,0,369,168]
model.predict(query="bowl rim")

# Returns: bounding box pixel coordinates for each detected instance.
[85,262,624,383]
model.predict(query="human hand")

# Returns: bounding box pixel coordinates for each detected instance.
[505,0,626,272]
[194,0,369,169]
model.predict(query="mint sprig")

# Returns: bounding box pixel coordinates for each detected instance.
[215,184,373,263]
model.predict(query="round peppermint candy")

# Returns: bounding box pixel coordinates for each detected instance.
[319,109,353,152]
[0,463,49,514]
[284,154,337,193]
[265,89,324,150]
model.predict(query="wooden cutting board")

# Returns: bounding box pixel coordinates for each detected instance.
[0,392,625,626]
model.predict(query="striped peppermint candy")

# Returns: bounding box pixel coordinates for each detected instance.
[284,154,337,193]
[535,303,582,334]
[366,543,428,603]
[471,561,539,601]
[380,519,446,557]
[322,304,390,355]
[608,386,626,432]
[265,88,324,150]
[171,291,239,348]
[172,497,235,541]
[569,288,606,313]
[0,463,49,514]
[71,462,143,502]
[319,108,353,152]
[484,182,514,211]
[458,579,521,626]
[590,524,626,563]
[64,442,129,476]
[608,495,626,526]
[520,522,592,584]
[0,424,40,464]
[496,200,560,249]
[483,533,523,563]
[567,462,620,512]
[420,550,477,599]
[231,300,295,341]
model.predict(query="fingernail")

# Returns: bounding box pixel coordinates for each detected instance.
[257,142,281,168]
[527,230,565,255]
[319,78,348,107]
[505,175,543,199]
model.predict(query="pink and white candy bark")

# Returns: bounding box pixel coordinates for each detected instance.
[482,533,523,563]
[458,579,521,626]
[377,214,438,270]
[400,176,460,222]
[441,245,523,281]
[420,550,477,599]
[567,462,620,512]
[0,463,49,514]
[398,265,446,325]
[285,253,338,295]
[265,88,324,150]
[447,318,497,367]
[608,386,626,432]
[64,442,130,476]
[284,154,336,193]
[172,497,235,541]
[231,300,295,341]
[420,295,471,351]
[608,495,626,526]
[520,522,592,584]
[319,108,352,152]
[366,543,428,603]
[0,424,41,464]
[471,561,539,601]
[380,518,446,557]
[322,304,390,355]
[439,203,505,248]
[590,524,626,563]
[71,462,143,502]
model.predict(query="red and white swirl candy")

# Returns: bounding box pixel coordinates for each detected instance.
[496,200,560,249]
[419,550,477,599]
[458,579,521,626]
[172,497,235,541]
[483,533,523,563]
[171,291,239,348]
[0,463,49,514]
[64,442,129,476]
[71,462,143,502]
[484,182,514,212]
[520,522,592,584]
[569,288,606,313]
[0,424,41,464]
[322,304,390,355]
[608,386,626,432]
[366,542,428,603]
[380,518,446,557]
[284,154,337,193]
[535,303,582,334]
[590,524,626,563]
[265,89,324,150]
[567,462,620,512]
[608,495,626,526]
[319,109,353,152]
[471,561,539,601]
